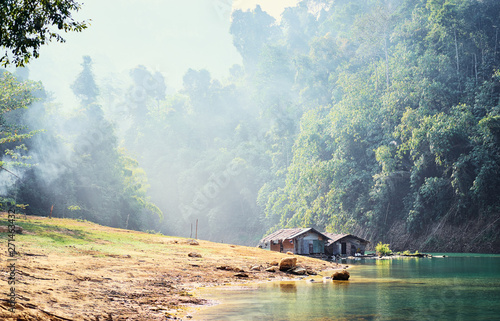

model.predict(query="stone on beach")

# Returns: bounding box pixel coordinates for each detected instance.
[279,257,297,271]
[289,267,307,275]
[265,266,278,272]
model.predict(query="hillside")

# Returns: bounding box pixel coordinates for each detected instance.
[0,213,338,320]
[355,216,500,254]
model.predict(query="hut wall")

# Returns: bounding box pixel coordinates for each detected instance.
[328,242,342,256]
[297,232,325,255]
[282,239,295,253]
[329,238,368,256]
[270,241,281,252]
[348,238,367,255]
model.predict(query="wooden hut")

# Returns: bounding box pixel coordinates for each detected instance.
[258,228,328,255]
[323,233,370,256]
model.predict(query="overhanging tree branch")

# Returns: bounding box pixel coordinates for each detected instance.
[0,166,20,179]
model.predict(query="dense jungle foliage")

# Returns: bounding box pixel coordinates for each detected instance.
[1,0,499,251]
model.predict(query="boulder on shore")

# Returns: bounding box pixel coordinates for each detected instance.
[279,257,297,271]
[289,267,306,275]
[216,265,245,272]
[188,252,202,258]
[332,270,350,280]
[306,268,317,275]
[265,266,278,272]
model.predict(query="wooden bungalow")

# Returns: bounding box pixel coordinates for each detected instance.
[323,233,370,256]
[258,228,328,255]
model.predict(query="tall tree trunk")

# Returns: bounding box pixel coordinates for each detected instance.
[495,27,498,58]
[474,53,478,84]
[454,29,461,91]
[384,33,390,88]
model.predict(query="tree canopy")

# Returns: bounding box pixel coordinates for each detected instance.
[0,0,87,66]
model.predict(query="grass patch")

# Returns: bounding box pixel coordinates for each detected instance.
[0,214,187,257]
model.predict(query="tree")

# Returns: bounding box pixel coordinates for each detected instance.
[0,0,88,66]
[0,70,41,170]
[230,5,280,73]
[129,65,166,113]
[353,1,400,88]
[71,56,99,106]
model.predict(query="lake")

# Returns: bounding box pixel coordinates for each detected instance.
[192,254,500,320]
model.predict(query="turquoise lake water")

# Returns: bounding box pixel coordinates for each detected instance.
[192,254,500,320]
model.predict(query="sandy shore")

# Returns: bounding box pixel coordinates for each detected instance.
[0,213,343,320]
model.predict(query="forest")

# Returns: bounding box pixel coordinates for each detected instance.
[1,0,499,252]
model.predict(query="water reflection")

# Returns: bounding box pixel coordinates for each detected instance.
[330,280,350,290]
[193,255,500,321]
[278,282,297,294]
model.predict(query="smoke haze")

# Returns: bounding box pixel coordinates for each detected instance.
[26,1,297,106]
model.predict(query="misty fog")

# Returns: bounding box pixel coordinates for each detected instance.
[2,0,500,251]
[1,1,299,245]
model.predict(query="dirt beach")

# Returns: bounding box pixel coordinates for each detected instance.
[0,213,342,320]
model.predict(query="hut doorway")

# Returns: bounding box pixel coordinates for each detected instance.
[341,242,347,255]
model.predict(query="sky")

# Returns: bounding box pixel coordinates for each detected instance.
[25,0,299,106]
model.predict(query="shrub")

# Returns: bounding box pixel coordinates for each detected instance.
[375,242,392,256]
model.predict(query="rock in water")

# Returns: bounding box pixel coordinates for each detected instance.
[279,257,297,271]
[332,270,350,280]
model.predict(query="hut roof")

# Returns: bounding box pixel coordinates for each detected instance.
[259,228,327,244]
[322,232,370,245]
